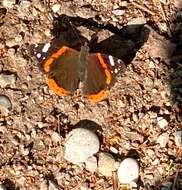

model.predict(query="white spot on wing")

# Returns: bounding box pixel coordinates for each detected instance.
[114,68,118,73]
[42,43,51,53]
[108,55,115,66]
[36,53,41,58]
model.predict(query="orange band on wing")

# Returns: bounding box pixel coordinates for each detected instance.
[44,58,54,72]
[86,90,108,102]
[51,46,68,58]
[47,78,69,96]
[43,46,68,73]
[96,53,112,85]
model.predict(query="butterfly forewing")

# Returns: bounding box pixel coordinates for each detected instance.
[99,54,126,80]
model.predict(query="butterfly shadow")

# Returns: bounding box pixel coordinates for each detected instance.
[50,14,150,65]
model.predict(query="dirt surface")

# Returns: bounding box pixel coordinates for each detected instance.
[0,0,182,190]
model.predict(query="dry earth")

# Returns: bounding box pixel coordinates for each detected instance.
[0,0,182,190]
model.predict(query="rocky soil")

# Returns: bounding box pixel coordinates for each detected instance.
[0,0,182,190]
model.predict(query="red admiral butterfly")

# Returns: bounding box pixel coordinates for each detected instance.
[33,42,125,102]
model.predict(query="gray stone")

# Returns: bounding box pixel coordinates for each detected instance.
[98,152,116,177]
[174,130,182,146]
[64,128,99,164]
[117,158,139,184]
[0,73,16,88]
[0,95,12,111]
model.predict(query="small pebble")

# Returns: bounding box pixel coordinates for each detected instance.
[44,29,51,37]
[80,183,89,190]
[15,35,23,43]
[110,146,119,154]
[157,133,169,148]
[7,48,15,56]
[117,158,139,184]
[112,9,125,16]
[51,132,62,144]
[98,152,116,177]
[85,156,97,173]
[52,3,61,13]
[2,0,15,8]
[21,83,28,90]
[174,130,182,146]
[127,17,146,25]
[64,128,99,164]
[19,0,31,10]
[48,180,59,190]
[0,95,12,111]
[157,117,168,128]
[0,73,16,87]
[132,113,139,122]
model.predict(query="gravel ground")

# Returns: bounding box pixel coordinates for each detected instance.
[0,0,182,190]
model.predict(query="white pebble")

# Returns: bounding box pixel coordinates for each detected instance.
[112,9,125,16]
[52,4,61,13]
[64,128,99,164]
[110,146,119,154]
[117,158,139,184]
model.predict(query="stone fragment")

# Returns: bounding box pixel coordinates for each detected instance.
[157,133,169,147]
[0,73,16,88]
[0,95,12,111]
